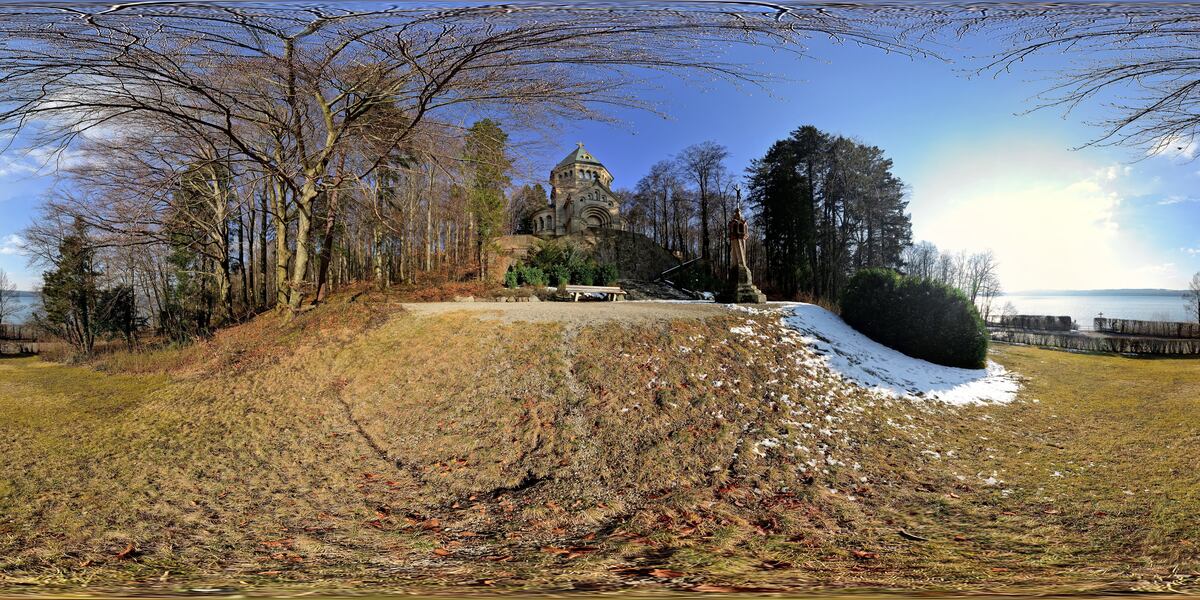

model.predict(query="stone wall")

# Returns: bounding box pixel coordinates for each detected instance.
[490,229,680,283]
[577,229,680,280]
[1093,317,1200,339]
[0,341,37,355]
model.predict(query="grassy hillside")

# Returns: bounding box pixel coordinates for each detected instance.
[0,299,1197,594]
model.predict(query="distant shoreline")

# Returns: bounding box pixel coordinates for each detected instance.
[1006,289,1189,297]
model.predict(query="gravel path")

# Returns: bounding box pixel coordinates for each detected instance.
[402,300,731,325]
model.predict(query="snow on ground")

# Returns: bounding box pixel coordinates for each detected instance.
[770,302,1019,406]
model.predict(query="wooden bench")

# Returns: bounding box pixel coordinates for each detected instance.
[562,285,627,302]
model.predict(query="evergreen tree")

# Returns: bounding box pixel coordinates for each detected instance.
[747,125,911,301]
[746,131,821,298]
[37,220,101,354]
[465,119,512,279]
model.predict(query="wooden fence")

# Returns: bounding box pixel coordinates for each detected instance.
[0,324,39,341]
[1093,317,1200,339]
[990,329,1200,355]
[0,324,39,354]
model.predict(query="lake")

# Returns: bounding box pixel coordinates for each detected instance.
[998,292,1195,328]
[3,292,39,325]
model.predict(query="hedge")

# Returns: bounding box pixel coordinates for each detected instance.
[840,268,988,369]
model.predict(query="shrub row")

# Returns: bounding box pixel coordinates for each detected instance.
[505,258,618,289]
[840,268,988,369]
[510,239,619,288]
[505,265,549,289]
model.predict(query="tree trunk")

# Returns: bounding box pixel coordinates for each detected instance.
[238,204,249,314]
[426,165,434,272]
[260,189,270,309]
[246,199,257,311]
[271,180,291,309]
[287,181,317,313]
[312,185,339,305]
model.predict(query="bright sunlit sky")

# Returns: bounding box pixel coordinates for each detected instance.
[2,27,1199,292]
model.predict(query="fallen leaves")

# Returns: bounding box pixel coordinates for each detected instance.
[609,565,685,579]
[648,568,685,578]
[115,543,137,560]
[851,550,879,560]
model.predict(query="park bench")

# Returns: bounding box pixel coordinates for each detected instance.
[562,284,627,302]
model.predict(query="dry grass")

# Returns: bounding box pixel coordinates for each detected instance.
[1,302,1198,595]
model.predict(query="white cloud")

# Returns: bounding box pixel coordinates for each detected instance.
[1183,246,1200,257]
[0,144,99,180]
[1158,195,1200,205]
[1149,134,1199,161]
[0,234,26,256]
[910,138,1176,291]
[1100,164,1132,181]
[0,155,38,178]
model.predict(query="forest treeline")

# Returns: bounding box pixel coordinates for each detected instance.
[0,4,830,346]
[0,5,1011,352]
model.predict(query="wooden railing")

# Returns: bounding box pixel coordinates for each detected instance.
[1094,317,1200,339]
[0,324,39,342]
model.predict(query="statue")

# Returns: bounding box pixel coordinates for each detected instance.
[719,188,766,304]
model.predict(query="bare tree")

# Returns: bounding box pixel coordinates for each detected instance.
[974,5,1200,155]
[0,3,934,313]
[0,268,17,327]
[677,141,729,263]
[1188,272,1200,325]
[963,250,1000,304]
[902,240,939,280]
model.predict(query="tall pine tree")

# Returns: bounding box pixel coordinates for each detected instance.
[747,125,911,301]
[465,119,512,280]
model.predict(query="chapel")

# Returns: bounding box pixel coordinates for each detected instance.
[530,143,623,237]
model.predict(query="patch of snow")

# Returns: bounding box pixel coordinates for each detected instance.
[776,303,1020,406]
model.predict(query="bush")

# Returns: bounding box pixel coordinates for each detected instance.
[528,266,549,287]
[514,265,547,288]
[548,265,570,288]
[596,263,619,286]
[528,238,620,288]
[503,270,519,289]
[840,268,988,369]
[571,262,595,285]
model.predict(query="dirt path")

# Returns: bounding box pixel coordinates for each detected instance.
[401,300,732,324]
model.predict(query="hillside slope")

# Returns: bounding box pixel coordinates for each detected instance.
[1,299,1197,594]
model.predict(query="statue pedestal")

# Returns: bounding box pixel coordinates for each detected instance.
[719,265,767,304]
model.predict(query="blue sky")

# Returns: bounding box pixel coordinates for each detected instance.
[3,30,1199,292]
